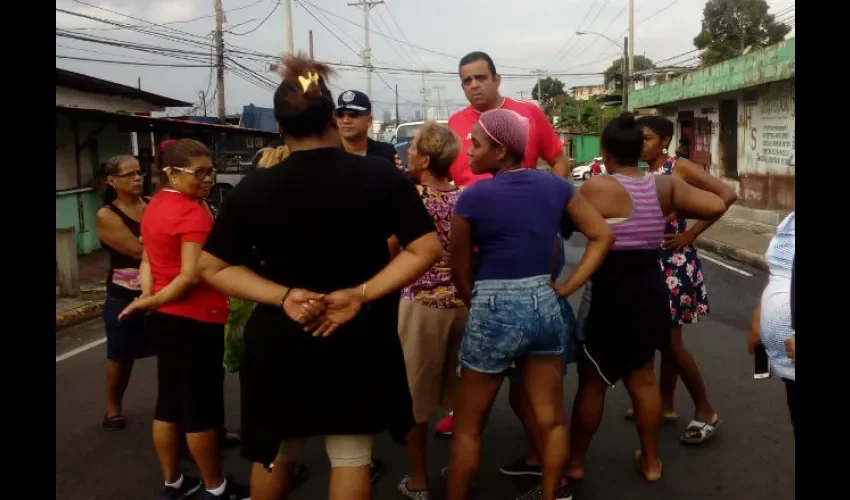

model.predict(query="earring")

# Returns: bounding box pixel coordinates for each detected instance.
[662,148,668,154]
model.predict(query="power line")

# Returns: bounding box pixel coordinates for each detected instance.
[615,0,681,39]
[296,0,537,71]
[544,0,601,69]
[378,2,426,68]
[64,0,268,32]
[296,1,362,58]
[228,1,281,35]
[64,1,210,41]
[56,55,214,67]
[556,0,621,70]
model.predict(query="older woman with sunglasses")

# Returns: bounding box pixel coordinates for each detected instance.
[120,139,249,499]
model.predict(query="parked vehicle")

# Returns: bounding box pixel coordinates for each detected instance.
[392,120,448,145]
[571,157,604,181]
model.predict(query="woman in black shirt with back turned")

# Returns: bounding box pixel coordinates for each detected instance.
[198,54,442,500]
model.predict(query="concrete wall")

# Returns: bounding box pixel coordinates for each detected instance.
[56,112,134,253]
[56,86,165,114]
[663,79,794,211]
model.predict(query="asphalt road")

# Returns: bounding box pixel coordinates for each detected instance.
[56,235,794,500]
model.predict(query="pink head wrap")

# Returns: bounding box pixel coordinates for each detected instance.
[478,109,530,157]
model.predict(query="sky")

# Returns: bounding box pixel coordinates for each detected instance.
[56,0,795,122]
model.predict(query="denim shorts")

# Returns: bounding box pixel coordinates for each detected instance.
[460,275,566,375]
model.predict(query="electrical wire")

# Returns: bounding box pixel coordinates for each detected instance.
[296,0,538,72]
[56,55,214,67]
[382,1,428,68]
[228,1,281,35]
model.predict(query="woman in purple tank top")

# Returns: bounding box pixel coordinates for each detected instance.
[565,113,726,482]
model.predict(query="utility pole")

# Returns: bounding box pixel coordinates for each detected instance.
[137,77,141,89]
[214,0,226,124]
[395,84,400,127]
[284,0,294,54]
[199,91,208,117]
[623,37,630,111]
[433,85,445,119]
[309,30,314,59]
[626,0,635,81]
[348,1,383,136]
[517,90,525,100]
[531,69,545,107]
[420,71,427,120]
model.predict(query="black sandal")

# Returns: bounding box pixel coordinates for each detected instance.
[102,414,128,431]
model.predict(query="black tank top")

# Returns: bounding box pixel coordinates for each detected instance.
[100,203,144,301]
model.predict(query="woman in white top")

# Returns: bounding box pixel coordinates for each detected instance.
[748,211,796,435]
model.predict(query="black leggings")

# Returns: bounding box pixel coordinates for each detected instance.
[783,378,797,437]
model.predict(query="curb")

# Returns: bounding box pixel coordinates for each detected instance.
[694,236,768,271]
[56,301,104,333]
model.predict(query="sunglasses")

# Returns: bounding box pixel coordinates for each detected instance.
[334,109,368,119]
[112,170,145,178]
[170,166,216,179]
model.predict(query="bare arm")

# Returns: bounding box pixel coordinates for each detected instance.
[96,208,143,260]
[551,236,562,278]
[119,242,203,318]
[748,280,769,354]
[387,235,401,259]
[363,232,442,303]
[669,177,727,221]
[552,191,614,297]
[676,159,737,237]
[199,252,289,307]
[450,215,474,308]
[139,250,153,297]
[548,151,571,178]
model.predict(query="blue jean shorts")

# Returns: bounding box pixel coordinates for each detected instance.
[460,275,566,375]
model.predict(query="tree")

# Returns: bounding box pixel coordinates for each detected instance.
[556,96,623,133]
[693,0,791,66]
[530,77,566,116]
[603,55,655,89]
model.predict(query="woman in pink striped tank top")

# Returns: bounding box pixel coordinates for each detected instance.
[563,112,726,482]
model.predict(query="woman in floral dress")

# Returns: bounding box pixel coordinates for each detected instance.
[632,116,738,445]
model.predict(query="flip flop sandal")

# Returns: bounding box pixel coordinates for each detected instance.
[633,450,663,482]
[102,414,128,431]
[680,415,722,445]
[397,474,432,500]
[624,408,679,424]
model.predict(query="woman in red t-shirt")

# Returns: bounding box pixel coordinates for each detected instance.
[120,139,249,499]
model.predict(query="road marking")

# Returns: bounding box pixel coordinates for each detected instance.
[56,337,106,363]
[701,254,753,277]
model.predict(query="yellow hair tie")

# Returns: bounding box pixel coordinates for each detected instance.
[298,72,320,93]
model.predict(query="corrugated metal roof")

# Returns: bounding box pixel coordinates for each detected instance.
[56,68,192,108]
[55,105,277,136]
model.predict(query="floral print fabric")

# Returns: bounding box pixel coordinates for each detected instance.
[654,157,710,325]
[402,185,465,309]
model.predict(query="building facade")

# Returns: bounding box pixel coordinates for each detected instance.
[629,39,795,218]
[570,85,607,101]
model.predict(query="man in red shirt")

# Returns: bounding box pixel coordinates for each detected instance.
[447,51,570,187]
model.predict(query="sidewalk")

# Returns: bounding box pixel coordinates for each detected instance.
[691,215,775,270]
[56,250,108,332]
